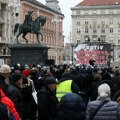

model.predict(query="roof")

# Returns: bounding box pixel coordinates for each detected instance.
[45,0,62,13]
[21,0,64,16]
[76,0,120,6]
[21,0,45,6]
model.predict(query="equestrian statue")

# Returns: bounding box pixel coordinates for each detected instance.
[14,11,46,44]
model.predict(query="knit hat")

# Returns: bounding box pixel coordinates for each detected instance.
[0,64,11,74]
[11,73,22,83]
[62,72,70,78]
[98,83,111,98]
[45,76,56,85]
[21,70,30,77]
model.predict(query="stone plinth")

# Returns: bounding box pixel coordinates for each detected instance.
[9,44,49,66]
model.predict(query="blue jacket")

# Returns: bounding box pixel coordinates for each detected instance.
[56,93,86,120]
[86,98,120,120]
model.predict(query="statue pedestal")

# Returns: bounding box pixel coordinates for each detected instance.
[9,44,49,66]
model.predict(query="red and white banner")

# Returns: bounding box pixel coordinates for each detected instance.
[74,43,111,65]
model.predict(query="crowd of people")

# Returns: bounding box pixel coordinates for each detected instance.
[0,63,120,120]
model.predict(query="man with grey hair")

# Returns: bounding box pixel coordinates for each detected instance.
[86,83,120,120]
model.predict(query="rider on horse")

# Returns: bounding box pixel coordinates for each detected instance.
[23,11,33,30]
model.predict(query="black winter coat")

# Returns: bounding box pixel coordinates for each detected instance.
[56,93,86,120]
[6,84,23,118]
[21,83,37,120]
[37,86,59,120]
[112,90,120,101]
[111,75,120,89]
[34,75,50,92]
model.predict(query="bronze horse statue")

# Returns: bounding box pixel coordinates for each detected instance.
[14,16,46,44]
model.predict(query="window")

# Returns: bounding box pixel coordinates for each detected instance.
[110,28,113,33]
[118,39,120,44]
[101,35,106,42]
[93,21,97,25]
[110,19,113,24]
[77,11,81,15]
[101,21,105,25]
[118,10,120,14]
[92,35,97,42]
[93,10,97,15]
[118,18,120,24]
[109,10,113,14]
[101,28,105,33]
[85,11,89,15]
[0,31,2,36]
[84,36,89,42]
[77,28,80,34]
[85,21,88,24]
[85,28,89,33]
[93,28,97,33]
[110,40,113,43]
[77,21,80,25]
[3,48,6,55]
[101,10,105,14]
[77,40,81,43]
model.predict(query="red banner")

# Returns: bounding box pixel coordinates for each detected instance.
[74,43,111,65]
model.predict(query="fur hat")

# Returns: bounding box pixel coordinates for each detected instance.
[98,83,111,98]
[0,64,11,74]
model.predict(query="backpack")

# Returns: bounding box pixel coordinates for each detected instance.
[9,112,15,120]
[0,102,9,120]
[0,102,15,120]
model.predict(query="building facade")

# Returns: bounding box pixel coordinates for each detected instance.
[0,0,9,64]
[19,0,64,65]
[0,0,20,65]
[71,0,120,62]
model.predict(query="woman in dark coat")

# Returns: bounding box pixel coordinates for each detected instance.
[56,93,86,120]
[21,75,37,120]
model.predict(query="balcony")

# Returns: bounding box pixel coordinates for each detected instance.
[0,18,5,24]
[1,0,9,4]
[0,37,10,44]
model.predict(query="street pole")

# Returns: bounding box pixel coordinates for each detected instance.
[115,29,118,60]
[55,15,58,65]
[71,44,74,65]
[52,15,61,65]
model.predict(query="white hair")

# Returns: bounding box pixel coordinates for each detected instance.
[98,83,111,98]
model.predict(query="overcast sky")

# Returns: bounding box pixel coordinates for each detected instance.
[37,0,82,43]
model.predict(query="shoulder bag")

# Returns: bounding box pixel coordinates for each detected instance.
[90,100,109,120]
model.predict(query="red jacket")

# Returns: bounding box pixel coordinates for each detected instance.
[0,88,20,120]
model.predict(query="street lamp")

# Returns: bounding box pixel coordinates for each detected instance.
[71,43,76,65]
[52,15,62,65]
[114,29,118,60]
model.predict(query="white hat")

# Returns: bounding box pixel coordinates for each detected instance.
[0,64,11,73]
[98,83,111,98]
